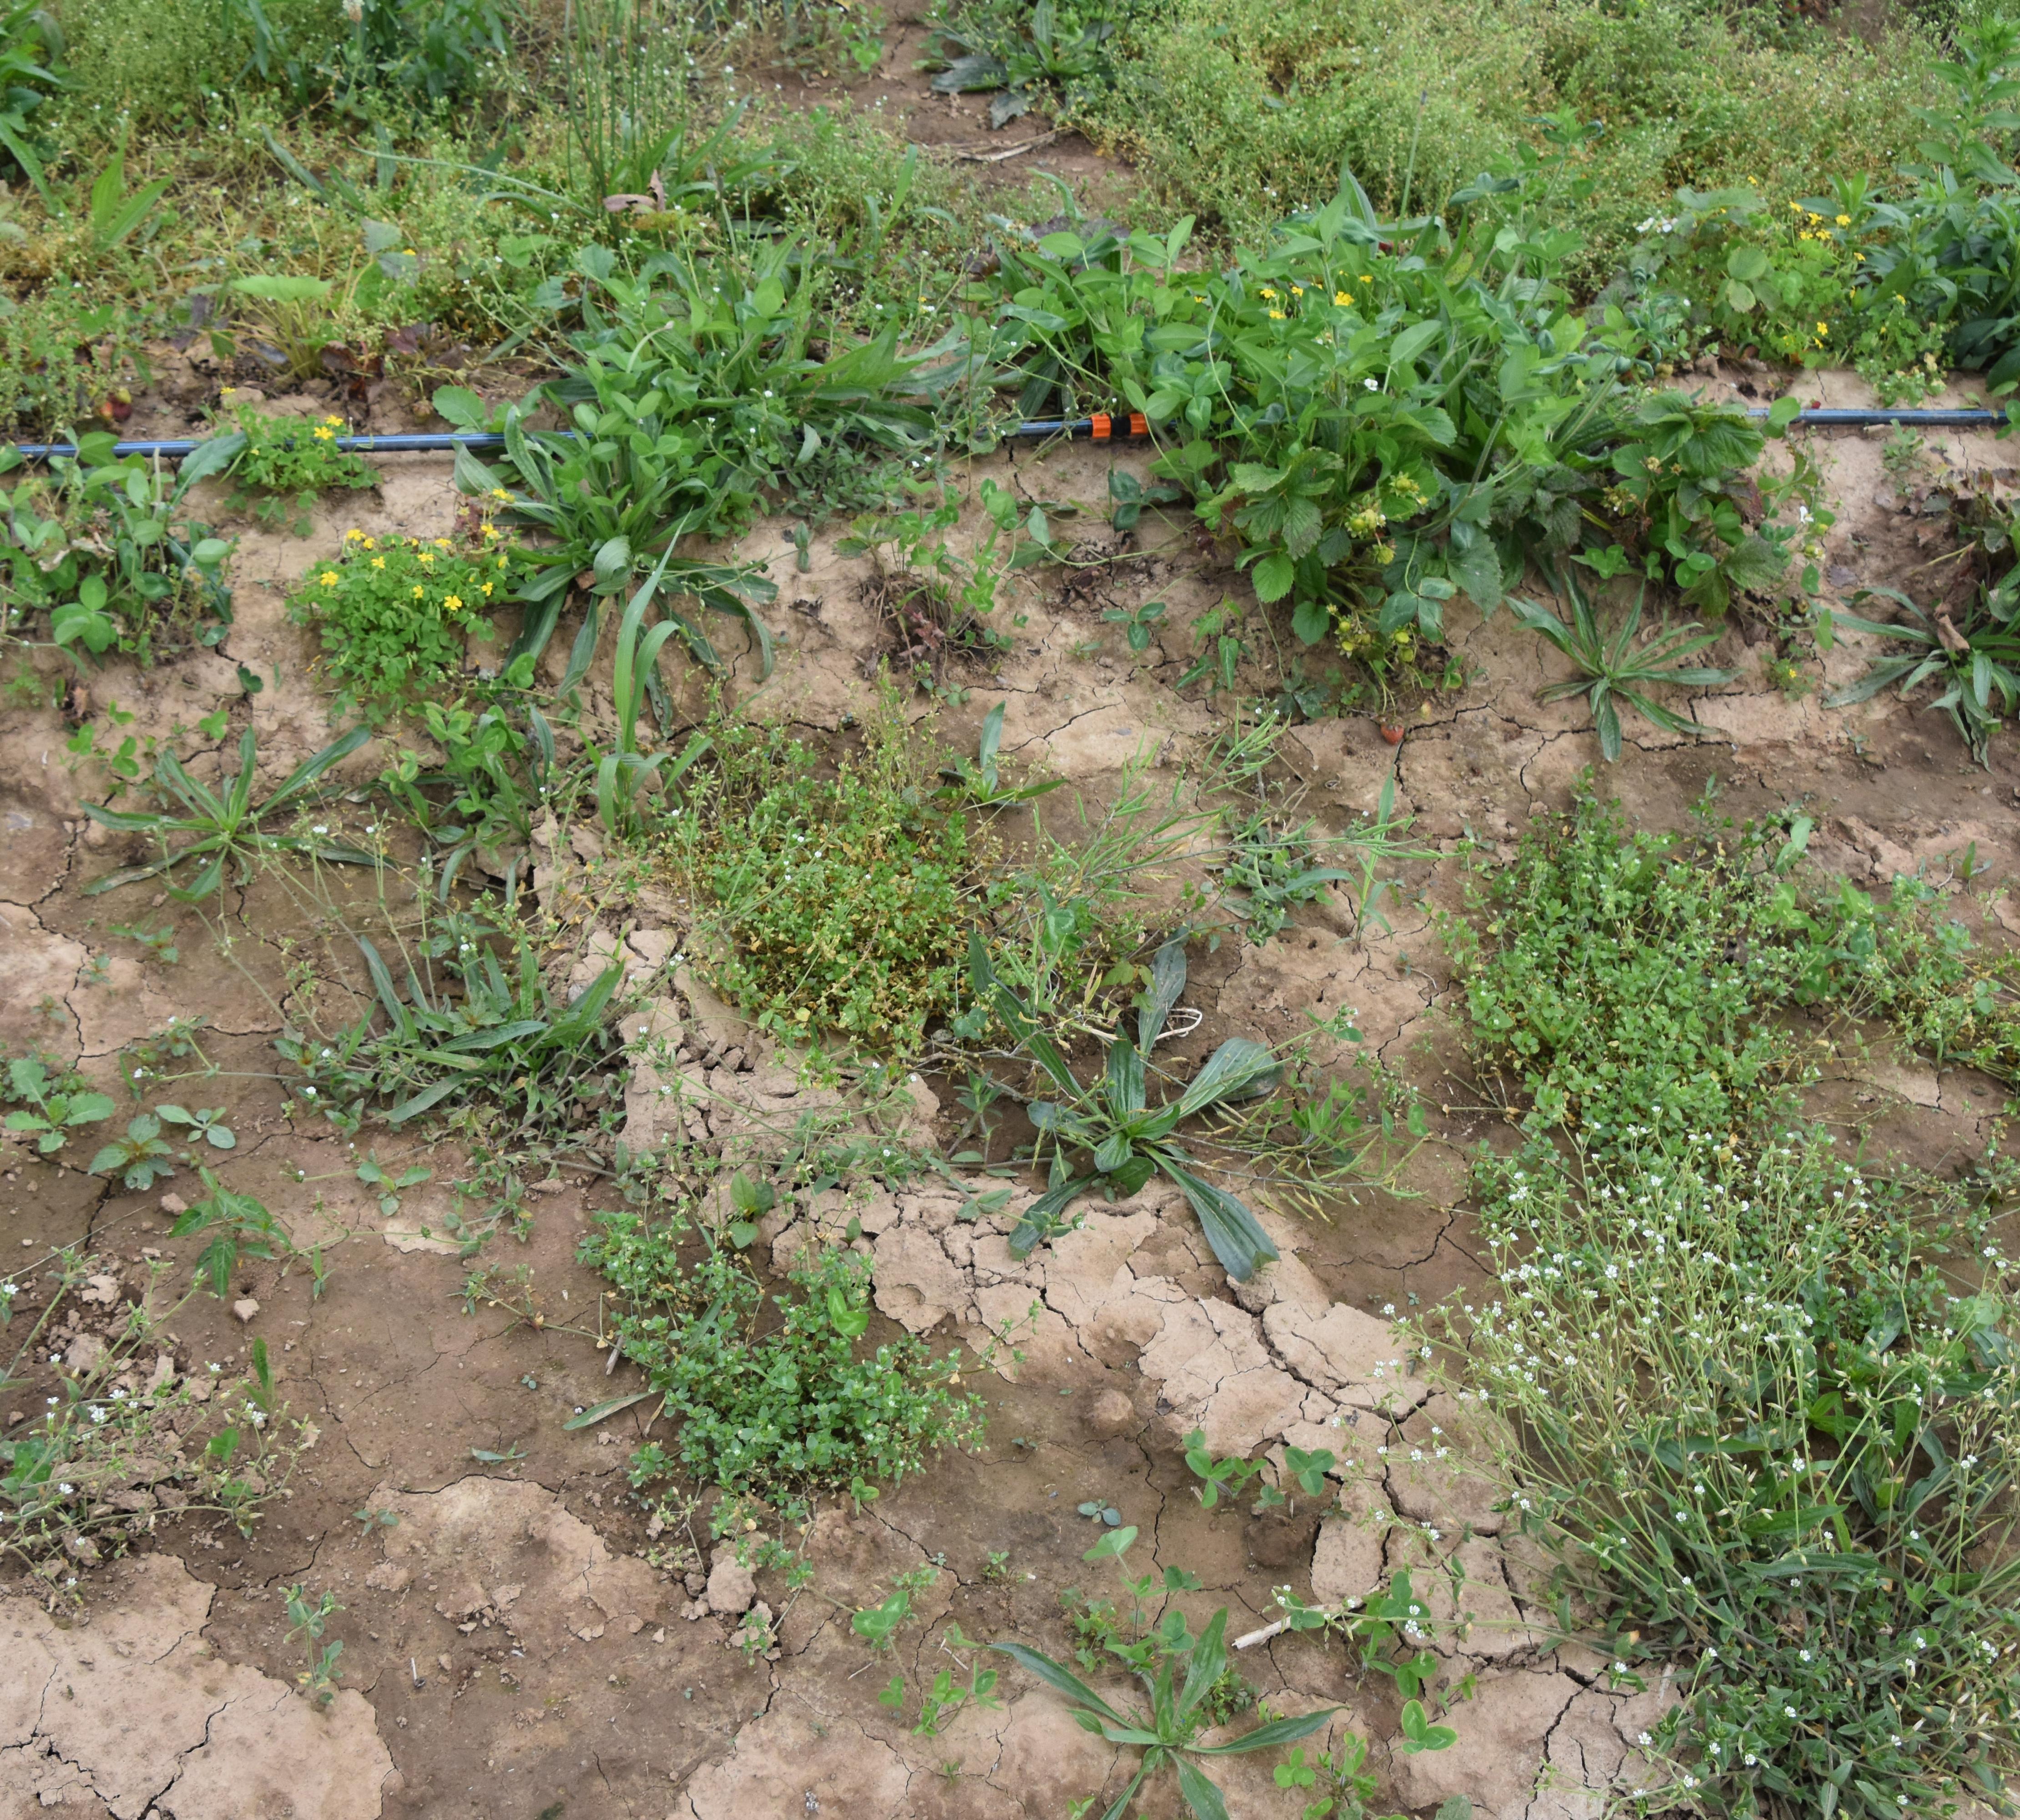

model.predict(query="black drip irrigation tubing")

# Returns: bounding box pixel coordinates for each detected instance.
[2,405,2009,464]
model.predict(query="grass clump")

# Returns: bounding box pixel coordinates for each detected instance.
[1078,0,1929,274]
[1419,793,2020,1816]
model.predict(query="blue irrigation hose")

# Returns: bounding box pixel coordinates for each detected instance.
[2,405,2008,463]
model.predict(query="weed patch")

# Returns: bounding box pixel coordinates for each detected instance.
[677,698,978,1057]
[227,408,376,533]
[1421,794,2020,1815]
[288,524,521,720]
[585,1218,984,1521]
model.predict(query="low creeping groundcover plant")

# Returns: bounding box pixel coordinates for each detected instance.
[1414,794,2020,1817]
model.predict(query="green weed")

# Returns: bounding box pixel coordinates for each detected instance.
[0,432,236,664]
[82,724,374,901]
[1510,572,1733,763]
[964,931,1289,1281]
[994,1524,1342,1819]
[1424,792,2020,1815]
[0,1266,310,1573]
[586,1217,984,1519]
[1,1053,114,1155]
[288,525,518,720]
[226,408,376,533]
[681,699,977,1057]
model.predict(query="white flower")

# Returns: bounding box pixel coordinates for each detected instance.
[57,1482,74,1495]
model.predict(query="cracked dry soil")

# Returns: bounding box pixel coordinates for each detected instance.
[4,398,2020,1820]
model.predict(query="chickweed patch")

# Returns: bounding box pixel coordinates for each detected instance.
[1423,792,2020,1815]
[673,691,980,1059]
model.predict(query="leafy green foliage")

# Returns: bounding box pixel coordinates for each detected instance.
[0,432,235,665]
[1449,794,2020,1151]
[171,1168,293,1297]
[586,1217,983,1515]
[962,165,1805,669]
[554,0,777,228]
[1074,0,1924,266]
[154,1103,234,1150]
[1181,1428,1265,1511]
[689,704,975,1057]
[1218,816,1355,942]
[226,409,375,534]
[379,692,554,895]
[0,0,61,199]
[0,293,149,436]
[591,566,713,839]
[926,0,1128,130]
[288,526,519,720]
[1621,26,2020,402]
[82,725,374,900]
[937,700,1065,812]
[967,932,1285,1281]
[453,238,932,674]
[281,915,625,1131]
[994,1525,1338,1820]
[2,1055,114,1154]
[1828,576,2020,768]
[226,275,343,381]
[284,1584,343,1707]
[88,1113,175,1190]
[0,1272,308,1567]
[1428,791,2020,1816]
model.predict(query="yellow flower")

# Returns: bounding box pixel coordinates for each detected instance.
[444,594,463,612]
[1334,290,1351,305]
[481,521,499,539]
[412,586,425,598]
[418,551,434,566]
[480,581,493,597]
[362,537,375,549]
[313,426,335,441]
[1790,201,1803,212]
[1835,213,1851,226]
[433,538,450,549]
[1268,308,1285,319]
[344,528,364,541]
[497,555,508,570]
[1290,284,1304,296]
[1360,274,1373,284]
[370,556,385,570]
[1799,231,1813,241]
[323,415,343,426]
[490,487,510,502]
[1817,321,1829,335]
[1260,286,1277,299]
[1818,230,1832,241]
[319,571,339,586]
